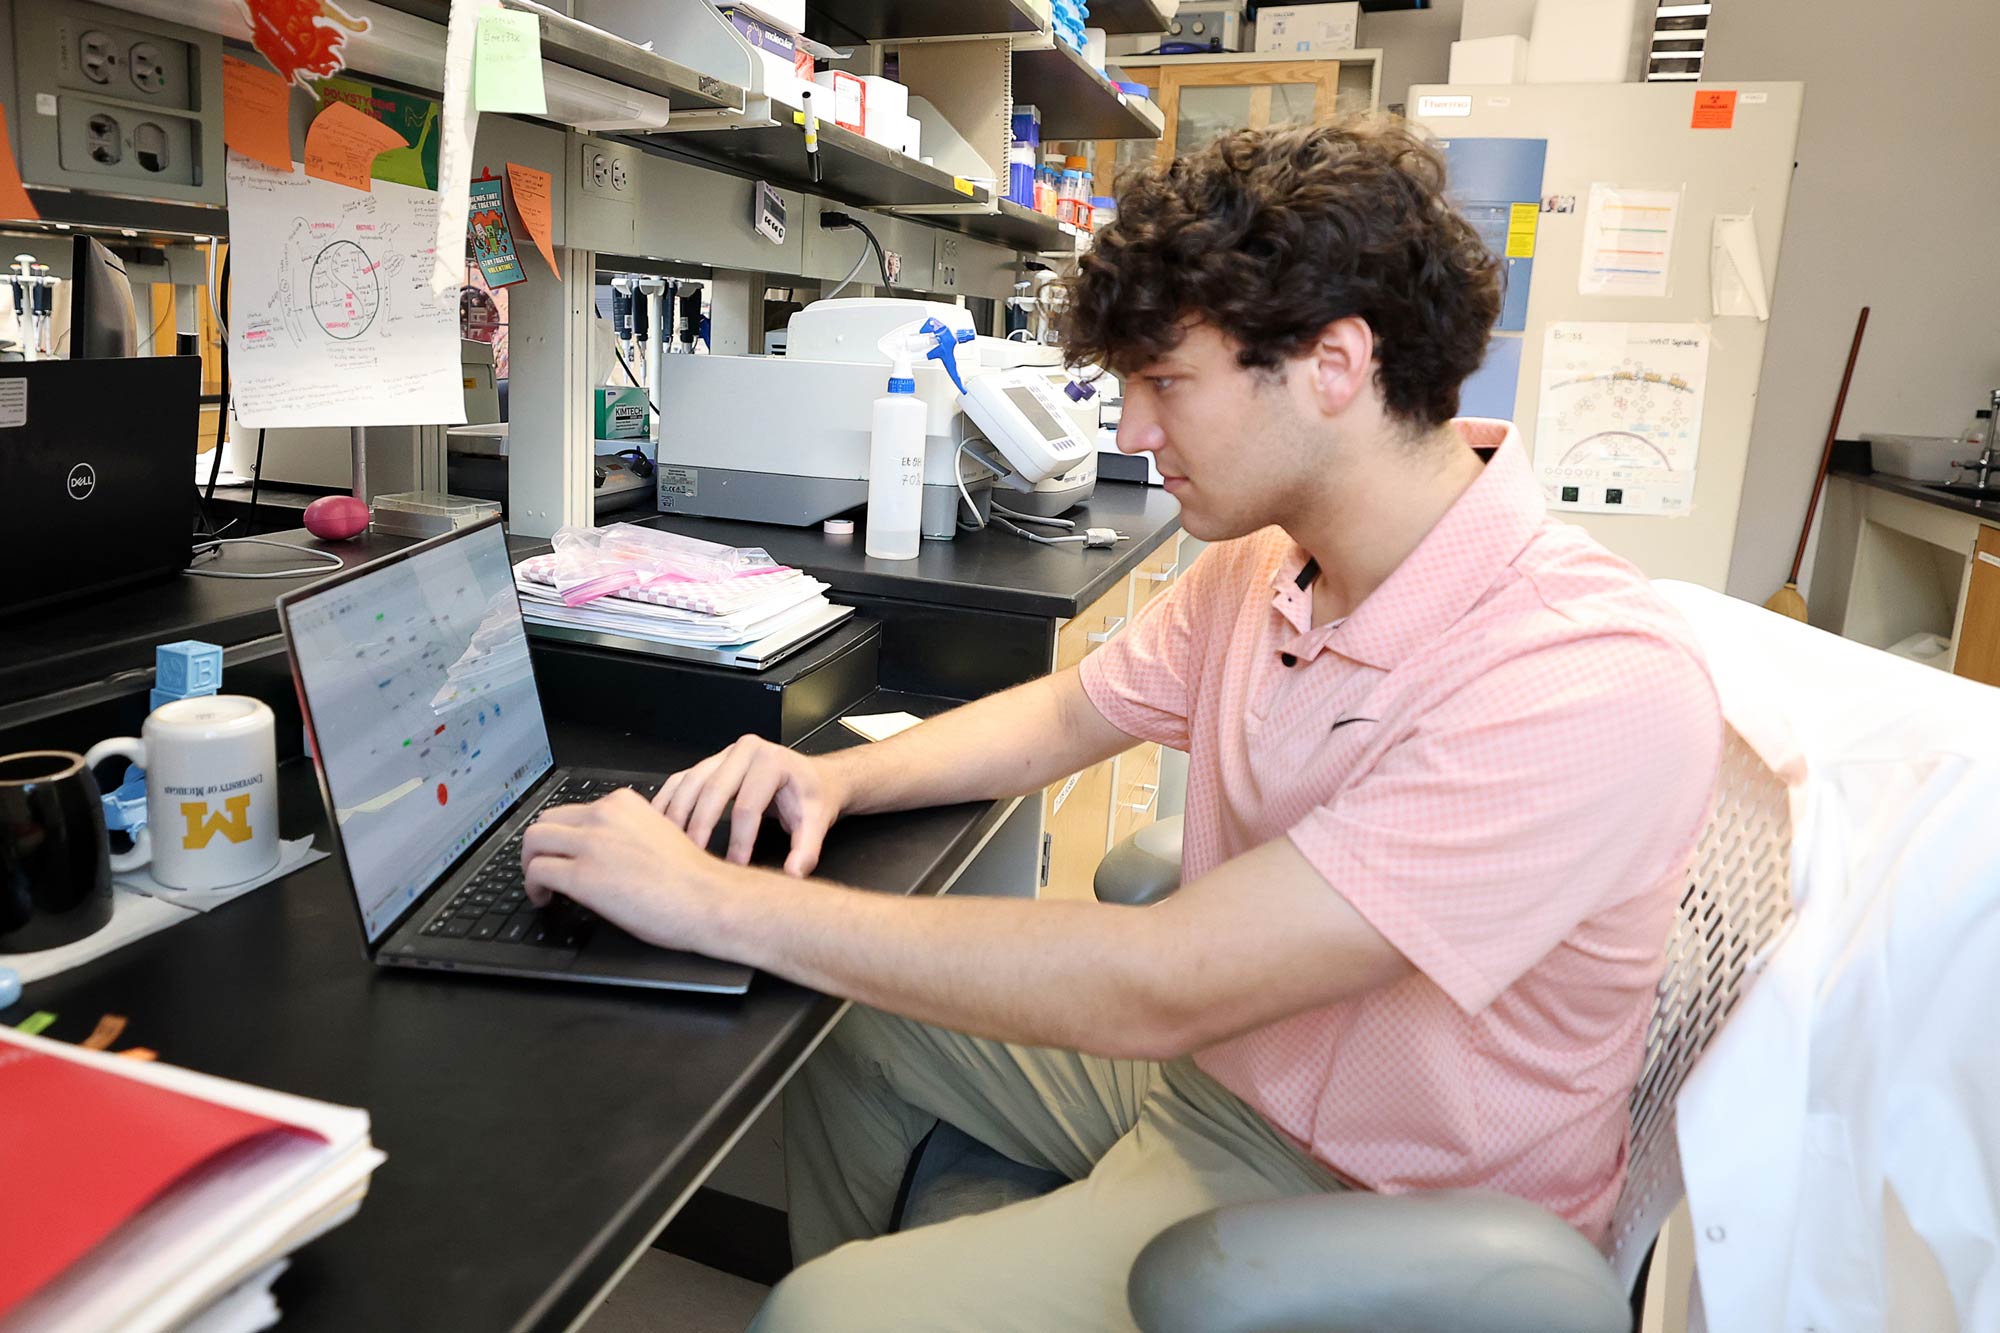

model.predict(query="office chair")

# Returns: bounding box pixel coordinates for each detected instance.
[899,726,1794,1332]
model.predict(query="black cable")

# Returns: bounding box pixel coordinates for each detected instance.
[610,341,658,414]
[247,428,267,535]
[819,212,893,289]
[203,249,230,505]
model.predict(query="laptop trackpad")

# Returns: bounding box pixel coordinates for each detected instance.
[575,923,755,994]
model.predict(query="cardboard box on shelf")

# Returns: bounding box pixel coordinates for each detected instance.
[719,7,815,108]
[1253,2,1359,54]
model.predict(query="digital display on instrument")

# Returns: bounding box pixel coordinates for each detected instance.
[1003,385,1071,441]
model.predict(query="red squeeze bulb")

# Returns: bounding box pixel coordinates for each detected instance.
[303,494,370,541]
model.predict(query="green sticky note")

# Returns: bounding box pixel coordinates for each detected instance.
[17,1011,56,1035]
[473,10,547,115]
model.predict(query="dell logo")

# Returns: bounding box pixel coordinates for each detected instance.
[66,463,96,500]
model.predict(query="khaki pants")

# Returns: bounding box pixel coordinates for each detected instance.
[751,1005,1346,1332]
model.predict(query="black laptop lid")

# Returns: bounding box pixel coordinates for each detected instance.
[0,356,199,617]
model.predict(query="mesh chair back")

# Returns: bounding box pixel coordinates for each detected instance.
[1605,725,1794,1291]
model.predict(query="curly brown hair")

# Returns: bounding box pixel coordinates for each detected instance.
[1055,117,1502,429]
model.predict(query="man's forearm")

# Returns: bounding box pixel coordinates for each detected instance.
[827,669,1131,817]
[702,862,1188,1059]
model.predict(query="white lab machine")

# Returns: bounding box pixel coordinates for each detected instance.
[653,299,1097,538]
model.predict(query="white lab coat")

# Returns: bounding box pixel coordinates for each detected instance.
[1656,582,2000,1333]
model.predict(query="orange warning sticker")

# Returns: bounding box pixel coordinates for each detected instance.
[1692,89,1737,130]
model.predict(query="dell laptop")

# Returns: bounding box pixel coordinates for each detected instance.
[276,515,752,993]
[0,357,199,618]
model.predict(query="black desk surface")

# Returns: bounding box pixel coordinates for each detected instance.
[5,693,1003,1333]
[641,479,1184,619]
[1830,464,2000,523]
[0,528,548,712]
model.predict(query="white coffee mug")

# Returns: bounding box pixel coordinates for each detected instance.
[83,695,280,891]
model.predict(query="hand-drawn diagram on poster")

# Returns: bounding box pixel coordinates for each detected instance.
[1535,322,1710,516]
[226,151,465,428]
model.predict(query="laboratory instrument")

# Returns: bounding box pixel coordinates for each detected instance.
[654,299,1099,538]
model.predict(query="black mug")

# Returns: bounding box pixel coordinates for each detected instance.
[0,750,115,953]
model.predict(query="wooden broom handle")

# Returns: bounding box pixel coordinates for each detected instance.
[1789,306,1870,585]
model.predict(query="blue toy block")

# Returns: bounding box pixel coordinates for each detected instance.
[150,684,215,711]
[155,639,224,696]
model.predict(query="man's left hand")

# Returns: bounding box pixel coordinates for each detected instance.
[521,789,732,952]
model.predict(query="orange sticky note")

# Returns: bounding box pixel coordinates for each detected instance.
[304,99,408,190]
[1692,89,1737,130]
[506,162,560,279]
[0,106,38,223]
[223,55,294,171]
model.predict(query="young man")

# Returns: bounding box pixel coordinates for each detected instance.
[521,118,1722,1328]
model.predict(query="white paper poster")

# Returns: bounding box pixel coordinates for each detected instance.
[226,153,466,429]
[1579,183,1680,297]
[433,0,492,297]
[1535,322,1710,516]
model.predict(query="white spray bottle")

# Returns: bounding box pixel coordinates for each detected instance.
[866,337,928,560]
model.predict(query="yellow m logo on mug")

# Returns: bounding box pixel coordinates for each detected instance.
[181,794,254,849]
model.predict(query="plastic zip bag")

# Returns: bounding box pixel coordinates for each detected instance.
[548,523,786,606]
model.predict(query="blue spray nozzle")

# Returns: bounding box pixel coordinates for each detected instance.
[919,317,971,396]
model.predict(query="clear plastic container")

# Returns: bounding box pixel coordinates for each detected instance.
[1057,169,1084,226]
[369,491,502,538]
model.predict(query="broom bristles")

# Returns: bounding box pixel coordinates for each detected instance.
[1765,582,1808,621]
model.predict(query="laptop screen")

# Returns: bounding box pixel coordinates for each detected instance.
[285,522,554,942]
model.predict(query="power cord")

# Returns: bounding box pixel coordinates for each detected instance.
[823,232,875,300]
[610,341,659,415]
[203,249,230,506]
[819,212,892,290]
[187,536,344,579]
[952,444,1126,548]
[246,428,267,534]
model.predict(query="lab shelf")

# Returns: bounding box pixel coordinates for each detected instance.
[1087,0,1173,36]
[1013,39,1166,140]
[371,0,747,115]
[643,116,988,210]
[804,0,1045,43]
[920,198,1077,254]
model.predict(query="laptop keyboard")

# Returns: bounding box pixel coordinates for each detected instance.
[418,776,647,949]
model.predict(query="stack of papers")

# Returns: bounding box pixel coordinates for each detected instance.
[0,1028,385,1332]
[514,555,849,665]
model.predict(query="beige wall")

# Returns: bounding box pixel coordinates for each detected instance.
[1358,0,1464,111]
[1704,1,2000,600]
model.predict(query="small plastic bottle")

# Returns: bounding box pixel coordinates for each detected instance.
[866,344,926,560]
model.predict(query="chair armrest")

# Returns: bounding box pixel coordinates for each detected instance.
[1127,1189,1629,1333]
[1094,815,1185,906]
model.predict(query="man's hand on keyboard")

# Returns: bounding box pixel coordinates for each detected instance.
[653,734,849,877]
[521,789,728,952]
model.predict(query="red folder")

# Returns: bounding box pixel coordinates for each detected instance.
[0,1046,325,1317]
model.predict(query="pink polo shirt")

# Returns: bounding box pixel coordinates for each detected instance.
[1079,421,1721,1241]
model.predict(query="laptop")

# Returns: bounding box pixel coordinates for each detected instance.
[0,357,199,619]
[276,516,753,994]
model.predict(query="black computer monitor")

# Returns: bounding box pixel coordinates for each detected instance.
[65,234,137,358]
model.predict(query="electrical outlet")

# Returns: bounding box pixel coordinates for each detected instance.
[55,98,194,184]
[934,234,960,290]
[14,1,221,206]
[578,139,633,202]
[54,17,194,110]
